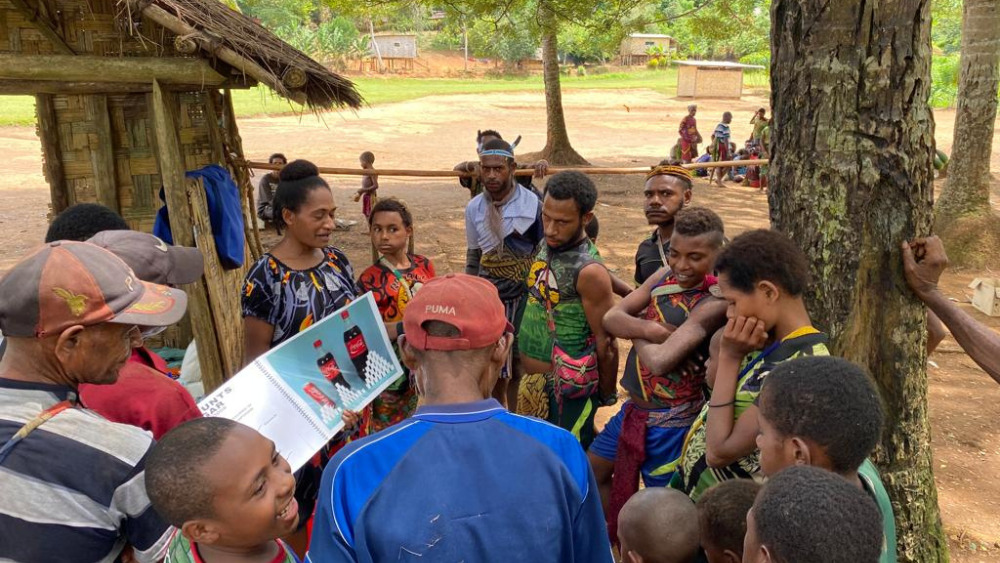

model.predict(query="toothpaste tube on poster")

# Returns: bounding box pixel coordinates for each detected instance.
[303,382,337,408]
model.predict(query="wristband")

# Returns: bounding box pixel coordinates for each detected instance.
[396,321,405,336]
[708,399,735,408]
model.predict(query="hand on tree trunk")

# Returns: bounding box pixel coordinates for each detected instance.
[901,236,949,299]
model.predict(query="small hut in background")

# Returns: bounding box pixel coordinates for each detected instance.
[365,33,418,72]
[674,60,765,99]
[0,0,361,392]
[619,33,678,66]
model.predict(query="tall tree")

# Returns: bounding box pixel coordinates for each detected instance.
[769,1,948,562]
[537,1,588,164]
[934,1,1000,225]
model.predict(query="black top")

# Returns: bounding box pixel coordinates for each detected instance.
[634,229,670,285]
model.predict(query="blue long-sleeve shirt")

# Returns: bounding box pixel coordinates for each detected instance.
[307,399,613,563]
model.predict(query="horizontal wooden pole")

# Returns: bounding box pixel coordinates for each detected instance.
[0,54,226,86]
[245,159,769,178]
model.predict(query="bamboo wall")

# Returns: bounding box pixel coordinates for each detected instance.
[677,66,745,99]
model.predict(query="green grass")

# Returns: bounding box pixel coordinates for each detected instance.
[0,69,686,125]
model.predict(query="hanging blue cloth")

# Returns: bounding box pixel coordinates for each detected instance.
[154,164,245,269]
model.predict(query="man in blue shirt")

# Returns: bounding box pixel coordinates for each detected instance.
[308,274,612,563]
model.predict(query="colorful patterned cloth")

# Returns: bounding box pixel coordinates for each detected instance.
[620,273,718,408]
[679,115,700,162]
[242,247,357,348]
[164,532,300,563]
[356,255,436,433]
[671,329,830,501]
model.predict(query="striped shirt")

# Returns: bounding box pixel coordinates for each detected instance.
[0,378,172,563]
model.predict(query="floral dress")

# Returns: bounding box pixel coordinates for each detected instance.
[356,255,436,433]
[242,247,357,348]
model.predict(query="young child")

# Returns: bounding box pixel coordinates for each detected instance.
[744,466,883,563]
[355,151,379,221]
[618,488,700,563]
[146,417,301,562]
[756,356,897,562]
[356,198,435,434]
[594,204,728,542]
[710,113,732,186]
[696,479,761,563]
[671,229,830,501]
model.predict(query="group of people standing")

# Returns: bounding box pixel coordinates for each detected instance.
[6,117,999,563]
[676,105,771,189]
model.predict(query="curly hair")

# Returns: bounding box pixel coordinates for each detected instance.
[759,356,885,473]
[753,466,883,563]
[45,203,129,243]
[714,229,810,296]
[545,171,597,216]
[697,479,762,556]
[674,206,724,246]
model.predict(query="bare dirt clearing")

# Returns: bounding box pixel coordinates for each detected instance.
[1,88,999,560]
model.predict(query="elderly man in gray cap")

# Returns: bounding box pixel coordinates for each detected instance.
[0,241,187,562]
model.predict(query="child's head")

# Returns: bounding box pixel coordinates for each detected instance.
[722,111,733,123]
[369,198,413,256]
[146,418,299,551]
[696,479,762,563]
[668,206,724,289]
[619,488,700,563]
[757,356,884,477]
[744,466,883,563]
[360,151,375,168]
[713,229,810,331]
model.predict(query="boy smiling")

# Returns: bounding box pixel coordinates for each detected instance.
[146,418,301,563]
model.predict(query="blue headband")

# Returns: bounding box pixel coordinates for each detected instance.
[480,149,514,159]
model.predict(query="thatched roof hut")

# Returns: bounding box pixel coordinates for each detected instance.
[0,0,363,391]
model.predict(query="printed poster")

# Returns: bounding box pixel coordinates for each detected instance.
[199,292,403,470]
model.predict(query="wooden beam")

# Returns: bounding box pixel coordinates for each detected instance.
[127,0,293,99]
[0,78,251,96]
[83,95,118,213]
[7,0,74,55]
[0,54,226,86]
[35,94,69,216]
[151,79,225,392]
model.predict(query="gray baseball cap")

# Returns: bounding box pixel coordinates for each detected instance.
[86,230,204,286]
[0,241,188,338]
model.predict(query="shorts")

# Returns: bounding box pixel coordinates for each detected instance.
[589,401,692,487]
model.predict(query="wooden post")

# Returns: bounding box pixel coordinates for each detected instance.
[151,79,226,392]
[35,94,69,216]
[223,89,263,259]
[83,95,118,213]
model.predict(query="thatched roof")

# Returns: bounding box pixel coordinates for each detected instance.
[120,0,362,110]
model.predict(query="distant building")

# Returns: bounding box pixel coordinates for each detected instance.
[674,60,765,99]
[620,33,678,65]
[366,33,418,71]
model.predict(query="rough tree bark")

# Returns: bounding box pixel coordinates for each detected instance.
[770,1,948,562]
[935,0,1000,222]
[537,2,589,165]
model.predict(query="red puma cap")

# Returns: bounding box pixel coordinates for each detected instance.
[403,274,513,351]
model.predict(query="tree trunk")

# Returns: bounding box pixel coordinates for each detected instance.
[935,0,1000,222]
[770,2,948,562]
[537,2,588,166]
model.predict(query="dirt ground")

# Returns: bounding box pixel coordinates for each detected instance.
[2,89,999,560]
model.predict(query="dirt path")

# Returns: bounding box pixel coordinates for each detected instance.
[1,88,999,560]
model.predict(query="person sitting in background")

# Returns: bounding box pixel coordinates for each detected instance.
[696,479,762,563]
[756,356,896,562]
[902,236,999,383]
[743,466,883,563]
[146,418,301,562]
[693,148,713,178]
[257,153,287,224]
[618,488,700,563]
